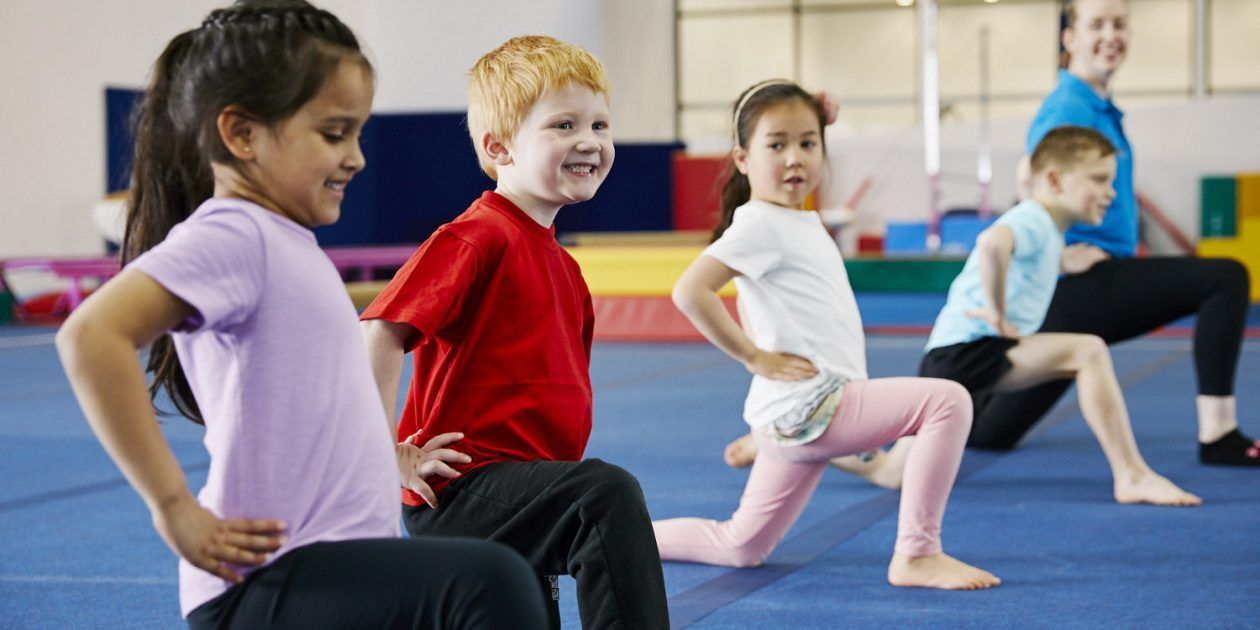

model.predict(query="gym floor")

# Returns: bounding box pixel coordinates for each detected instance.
[2,299,1257,628]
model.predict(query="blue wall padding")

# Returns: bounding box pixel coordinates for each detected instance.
[105,88,684,245]
[317,112,486,247]
[555,141,684,235]
[939,215,997,254]
[884,221,929,254]
[105,88,143,193]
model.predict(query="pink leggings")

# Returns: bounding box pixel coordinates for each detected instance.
[653,377,972,567]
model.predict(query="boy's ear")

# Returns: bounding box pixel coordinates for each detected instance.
[1043,166,1064,194]
[217,105,259,161]
[732,146,750,175]
[482,132,513,167]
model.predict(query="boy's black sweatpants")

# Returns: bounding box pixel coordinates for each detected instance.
[404,458,671,629]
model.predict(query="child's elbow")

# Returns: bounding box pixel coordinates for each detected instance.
[55,313,94,368]
[671,282,699,314]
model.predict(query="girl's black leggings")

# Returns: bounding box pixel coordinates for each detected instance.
[969,256,1250,450]
[187,537,547,629]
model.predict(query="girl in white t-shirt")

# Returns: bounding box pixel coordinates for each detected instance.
[652,79,1000,590]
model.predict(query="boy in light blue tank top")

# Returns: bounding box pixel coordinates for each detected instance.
[919,126,1200,508]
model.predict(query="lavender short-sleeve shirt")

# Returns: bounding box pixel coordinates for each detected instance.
[130,198,399,617]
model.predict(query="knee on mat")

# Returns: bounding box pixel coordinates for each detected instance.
[724,539,774,568]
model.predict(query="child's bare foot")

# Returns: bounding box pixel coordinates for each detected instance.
[723,434,758,468]
[1113,471,1202,507]
[887,552,1000,590]
[830,437,913,489]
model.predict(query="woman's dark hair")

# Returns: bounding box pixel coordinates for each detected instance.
[712,80,826,242]
[1059,1,1077,69]
[124,0,370,424]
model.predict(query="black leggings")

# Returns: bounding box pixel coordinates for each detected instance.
[969,256,1250,450]
[403,459,670,630]
[186,537,546,629]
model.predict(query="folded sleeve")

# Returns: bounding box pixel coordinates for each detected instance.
[128,208,266,332]
[360,230,484,350]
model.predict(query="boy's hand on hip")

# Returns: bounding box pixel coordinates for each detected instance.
[397,431,471,508]
[965,307,1021,339]
[152,494,286,584]
[746,350,819,381]
[1060,243,1109,275]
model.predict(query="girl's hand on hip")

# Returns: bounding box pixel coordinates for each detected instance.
[152,494,286,584]
[397,431,471,508]
[746,350,819,381]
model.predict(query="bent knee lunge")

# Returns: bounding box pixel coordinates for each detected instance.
[920,379,974,433]
[573,459,649,509]
[1070,334,1110,369]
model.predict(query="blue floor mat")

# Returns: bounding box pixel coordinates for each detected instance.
[1,325,1257,628]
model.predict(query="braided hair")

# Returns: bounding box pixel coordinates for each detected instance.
[125,0,369,424]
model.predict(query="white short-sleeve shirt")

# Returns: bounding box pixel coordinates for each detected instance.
[702,200,868,428]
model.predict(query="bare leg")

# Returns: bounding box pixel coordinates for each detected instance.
[888,552,1000,590]
[723,433,758,468]
[1197,395,1238,443]
[999,333,1201,507]
[829,437,915,490]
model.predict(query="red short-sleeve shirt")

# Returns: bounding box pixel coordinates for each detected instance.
[362,191,595,506]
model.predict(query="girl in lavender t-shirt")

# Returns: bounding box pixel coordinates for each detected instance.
[55,2,543,628]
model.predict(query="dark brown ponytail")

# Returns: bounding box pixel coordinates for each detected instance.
[711,80,826,242]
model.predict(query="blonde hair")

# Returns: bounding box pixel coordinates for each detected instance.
[1029,125,1115,175]
[467,35,611,179]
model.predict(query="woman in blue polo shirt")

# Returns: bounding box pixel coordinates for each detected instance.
[970,0,1257,466]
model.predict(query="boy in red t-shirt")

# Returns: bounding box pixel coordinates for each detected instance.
[360,36,668,629]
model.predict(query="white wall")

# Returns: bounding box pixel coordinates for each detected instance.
[2,0,1254,259]
[601,0,676,143]
[822,94,1260,255]
[0,0,372,259]
[680,0,1260,144]
[368,0,676,136]
[368,0,601,112]
[0,0,675,259]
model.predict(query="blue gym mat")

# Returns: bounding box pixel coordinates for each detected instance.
[1,318,1257,628]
